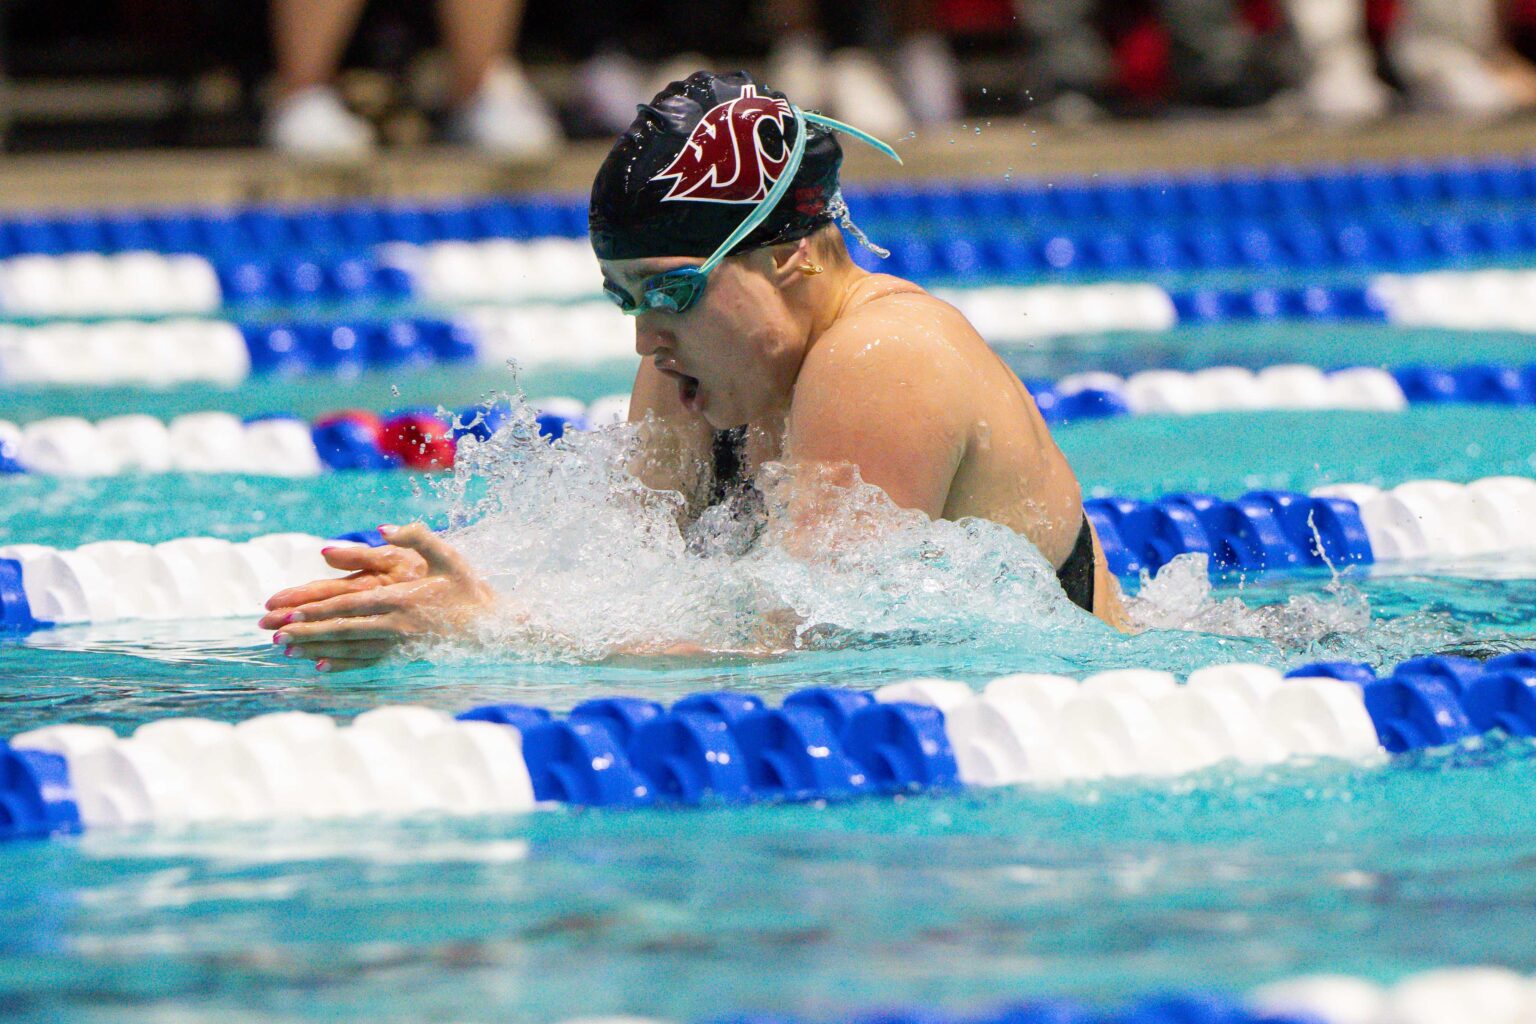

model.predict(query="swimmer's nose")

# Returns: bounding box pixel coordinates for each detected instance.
[634,319,672,358]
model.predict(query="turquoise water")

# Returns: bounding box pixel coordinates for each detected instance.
[3,327,1536,1021]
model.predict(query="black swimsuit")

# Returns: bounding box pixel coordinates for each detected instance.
[709,428,1097,613]
[1054,515,1098,613]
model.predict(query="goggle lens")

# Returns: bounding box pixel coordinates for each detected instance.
[605,268,708,317]
[603,280,639,313]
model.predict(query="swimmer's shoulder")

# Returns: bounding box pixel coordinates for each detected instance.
[804,273,979,380]
[837,273,984,344]
[794,274,976,428]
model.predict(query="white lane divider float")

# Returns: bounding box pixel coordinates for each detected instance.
[875,664,1381,784]
[4,661,1386,836]
[9,413,322,477]
[1254,967,1536,1024]
[1371,268,1536,332]
[0,252,221,317]
[12,706,536,826]
[0,533,345,624]
[0,318,250,387]
[1072,364,1408,414]
[1312,476,1536,561]
[934,282,1179,342]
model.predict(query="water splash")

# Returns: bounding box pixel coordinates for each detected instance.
[429,393,1466,668]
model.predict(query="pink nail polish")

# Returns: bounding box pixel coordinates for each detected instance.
[316,659,330,673]
[273,633,288,645]
[281,611,296,625]
[283,646,296,658]
[320,546,336,555]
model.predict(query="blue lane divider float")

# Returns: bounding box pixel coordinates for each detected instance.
[1084,489,1375,578]
[4,279,1536,391]
[4,651,1533,839]
[3,154,1534,262]
[240,317,477,372]
[4,154,1536,318]
[557,966,1536,1023]
[1289,651,1536,754]
[0,225,1524,319]
[0,396,615,477]
[9,360,1536,475]
[862,208,1536,281]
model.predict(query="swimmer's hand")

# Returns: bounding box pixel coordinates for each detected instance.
[259,523,494,672]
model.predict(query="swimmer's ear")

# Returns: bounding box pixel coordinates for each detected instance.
[767,237,816,291]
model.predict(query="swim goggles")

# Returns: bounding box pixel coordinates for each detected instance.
[603,107,902,317]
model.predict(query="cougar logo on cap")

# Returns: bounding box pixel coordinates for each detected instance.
[652,85,795,204]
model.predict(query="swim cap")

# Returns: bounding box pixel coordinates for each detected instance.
[589,70,843,262]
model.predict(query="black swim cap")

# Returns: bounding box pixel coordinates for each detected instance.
[589,70,844,262]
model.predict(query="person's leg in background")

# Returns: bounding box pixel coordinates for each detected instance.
[761,0,912,137]
[564,0,647,135]
[1280,0,1391,123]
[266,0,376,158]
[438,0,563,158]
[1014,0,1113,121]
[1155,0,1290,110]
[889,0,963,125]
[1391,0,1536,117]
[0,0,10,152]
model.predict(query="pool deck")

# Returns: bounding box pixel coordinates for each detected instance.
[1,112,1533,212]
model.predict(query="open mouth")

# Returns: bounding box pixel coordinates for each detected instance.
[657,362,704,412]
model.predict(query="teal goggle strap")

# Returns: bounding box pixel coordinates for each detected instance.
[696,106,904,276]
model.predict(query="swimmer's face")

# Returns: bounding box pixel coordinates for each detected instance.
[603,250,804,429]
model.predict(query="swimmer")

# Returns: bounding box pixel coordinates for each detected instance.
[262,70,1128,671]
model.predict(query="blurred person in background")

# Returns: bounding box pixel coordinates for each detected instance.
[1284,0,1536,123]
[762,0,964,135]
[563,0,745,136]
[266,0,560,161]
[1015,0,1288,120]
[566,0,964,140]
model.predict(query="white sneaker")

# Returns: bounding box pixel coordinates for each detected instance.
[828,48,912,139]
[1302,46,1392,123]
[448,61,563,161]
[573,51,648,133]
[646,53,713,103]
[1397,42,1518,119]
[264,85,376,162]
[767,33,828,110]
[898,34,963,125]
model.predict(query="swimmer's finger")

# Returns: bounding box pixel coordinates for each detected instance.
[287,640,395,661]
[275,615,398,643]
[264,574,384,614]
[320,544,392,571]
[382,523,476,578]
[289,589,398,623]
[321,543,423,574]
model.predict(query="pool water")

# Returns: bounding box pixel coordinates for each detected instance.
[2,325,1535,1021]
